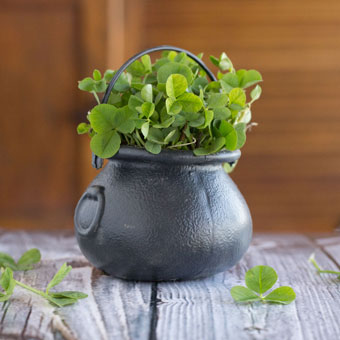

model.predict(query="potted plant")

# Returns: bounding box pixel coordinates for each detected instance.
[74,45,262,281]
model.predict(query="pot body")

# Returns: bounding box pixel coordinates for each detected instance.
[74,147,252,281]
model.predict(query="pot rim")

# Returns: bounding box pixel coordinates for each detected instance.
[108,145,241,165]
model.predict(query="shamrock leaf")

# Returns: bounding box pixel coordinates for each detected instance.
[213,107,231,120]
[157,62,193,85]
[230,286,261,303]
[218,121,238,151]
[49,291,88,299]
[88,104,136,158]
[127,60,145,77]
[145,141,162,154]
[0,252,17,270]
[128,95,144,113]
[198,109,214,129]
[93,69,102,81]
[234,123,247,149]
[264,287,296,305]
[77,123,91,135]
[0,249,41,271]
[0,268,16,302]
[78,76,106,93]
[141,102,155,119]
[164,128,178,143]
[177,93,203,113]
[207,93,229,109]
[165,98,182,115]
[228,88,246,110]
[152,117,175,128]
[46,263,72,294]
[237,69,262,88]
[193,137,225,156]
[88,104,118,133]
[114,106,136,134]
[141,54,152,73]
[245,265,278,294]
[250,85,262,103]
[192,77,209,94]
[166,74,188,98]
[16,248,41,271]
[48,291,88,307]
[90,130,121,159]
[147,128,167,145]
[210,53,233,71]
[141,84,153,103]
[220,73,239,93]
[230,265,296,305]
[141,122,150,138]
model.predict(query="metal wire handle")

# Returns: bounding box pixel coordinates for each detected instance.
[92,45,217,169]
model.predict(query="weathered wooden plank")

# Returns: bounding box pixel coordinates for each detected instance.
[314,234,340,267]
[89,274,152,340]
[0,230,152,340]
[0,229,83,262]
[155,233,340,340]
[2,230,340,340]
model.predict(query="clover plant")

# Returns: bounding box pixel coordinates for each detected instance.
[231,265,296,305]
[77,51,262,169]
[0,249,87,307]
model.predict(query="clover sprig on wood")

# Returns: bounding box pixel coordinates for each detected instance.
[0,250,87,307]
[230,265,296,304]
[77,51,262,168]
[309,253,340,278]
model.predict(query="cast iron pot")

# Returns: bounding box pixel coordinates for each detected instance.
[74,45,252,281]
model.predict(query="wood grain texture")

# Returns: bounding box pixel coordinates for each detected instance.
[1,0,339,232]
[155,233,340,340]
[0,0,125,230]
[125,0,340,232]
[1,230,340,339]
[0,1,78,229]
[0,230,152,340]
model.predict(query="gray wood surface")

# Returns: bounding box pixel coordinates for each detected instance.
[0,229,339,340]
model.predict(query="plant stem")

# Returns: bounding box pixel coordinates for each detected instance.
[132,134,141,147]
[15,280,47,298]
[180,123,187,142]
[317,270,340,275]
[135,130,145,146]
[123,134,130,145]
[309,255,322,271]
[15,280,61,307]
[309,255,340,276]
[169,138,196,149]
[92,91,100,105]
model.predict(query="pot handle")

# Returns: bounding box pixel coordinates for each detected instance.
[92,45,217,169]
[74,185,105,237]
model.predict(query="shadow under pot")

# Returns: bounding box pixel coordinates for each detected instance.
[74,146,252,281]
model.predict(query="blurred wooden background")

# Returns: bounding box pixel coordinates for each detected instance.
[0,0,339,232]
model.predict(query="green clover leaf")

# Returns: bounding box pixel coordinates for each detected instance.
[245,265,278,295]
[166,74,188,98]
[76,52,263,164]
[231,265,296,305]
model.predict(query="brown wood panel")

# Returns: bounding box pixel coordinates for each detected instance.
[0,0,124,229]
[0,1,78,228]
[126,0,340,232]
[1,0,339,232]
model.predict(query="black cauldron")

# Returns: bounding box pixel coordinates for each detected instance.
[74,46,252,281]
